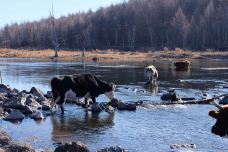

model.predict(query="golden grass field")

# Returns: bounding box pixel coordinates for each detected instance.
[0,48,228,62]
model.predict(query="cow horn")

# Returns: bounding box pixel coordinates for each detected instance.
[213,101,223,110]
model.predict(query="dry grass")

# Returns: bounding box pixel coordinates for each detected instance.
[0,48,227,62]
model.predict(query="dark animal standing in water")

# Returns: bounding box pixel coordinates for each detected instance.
[209,103,228,137]
[161,88,180,102]
[50,74,116,113]
[144,65,158,83]
[174,60,190,69]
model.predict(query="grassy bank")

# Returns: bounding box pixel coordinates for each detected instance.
[0,48,228,62]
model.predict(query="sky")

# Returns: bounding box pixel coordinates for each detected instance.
[0,0,126,28]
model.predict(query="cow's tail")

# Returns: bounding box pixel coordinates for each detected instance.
[50,77,60,111]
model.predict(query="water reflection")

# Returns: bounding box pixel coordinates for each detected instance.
[144,82,159,95]
[51,108,114,140]
[171,67,191,79]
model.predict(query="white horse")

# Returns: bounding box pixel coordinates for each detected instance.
[144,65,158,83]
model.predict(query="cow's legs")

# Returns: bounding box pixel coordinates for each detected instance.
[91,95,96,104]
[50,91,60,112]
[59,93,66,114]
[84,92,91,106]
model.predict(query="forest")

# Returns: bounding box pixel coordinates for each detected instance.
[0,0,227,51]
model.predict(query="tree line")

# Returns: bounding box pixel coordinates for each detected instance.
[0,0,228,51]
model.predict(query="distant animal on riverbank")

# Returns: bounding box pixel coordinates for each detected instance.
[174,60,190,70]
[50,73,116,113]
[209,103,228,137]
[144,65,158,83]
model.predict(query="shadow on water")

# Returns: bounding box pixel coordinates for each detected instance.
[51,110,114,140]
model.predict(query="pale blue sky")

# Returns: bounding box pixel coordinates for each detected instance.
[0,0,126,28]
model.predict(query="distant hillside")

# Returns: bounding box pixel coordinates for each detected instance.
[0,0,228,51]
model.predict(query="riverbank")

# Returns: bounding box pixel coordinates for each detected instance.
[0,48,228,62]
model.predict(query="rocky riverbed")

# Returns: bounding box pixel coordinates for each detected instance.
[0,83,140,152]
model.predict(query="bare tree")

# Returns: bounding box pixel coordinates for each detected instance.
[49,5,59,57]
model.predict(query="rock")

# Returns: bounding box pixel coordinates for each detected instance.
[45,91,52,99]
[3,96,26,109]
[90,103,103,113]
[3,142,35,152]
[0,107,8,118]
[117,102,136,111]
[3,110,25,121]
[170,144,196,149]
[29,87,46,102]
[219,96,228,105]
[54,141,89,152]
[41,100,51,111]
[105,105,115,113]
[0,131,11,146]
[25,95,41,109]
[0,93,8,102]
[0,84,12,93]
[97,145,128,152]
[30,111,44,120]
[21,106,35,114]
[0,131,35,152]
[108,98,119,107]
[161,89,180,102]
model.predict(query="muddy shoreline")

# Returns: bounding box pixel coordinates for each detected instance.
[0,48,228,62]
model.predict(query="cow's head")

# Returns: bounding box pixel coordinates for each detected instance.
[209,103,228,137]
[104,83,116,100]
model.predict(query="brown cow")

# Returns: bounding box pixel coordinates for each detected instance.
[209,103,228,137]
[174,60,190,70]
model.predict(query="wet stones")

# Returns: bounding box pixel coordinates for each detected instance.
[0,84,13,94]
[161,88,180,102]
[3,110,25,121]
[54,141,90,152]
[105,105,115,113]
[0,131,36,152]
[117,102,137,111]
[97,145,128,152]
[29,87,46,103]
[108,99,138,111]
[30,111,44,120]
[170,143,196,150]
[0,131,11,146]
[219,95,228,105]
[0,84,51,122]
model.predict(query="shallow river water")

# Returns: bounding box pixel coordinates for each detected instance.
[0,58,228,152]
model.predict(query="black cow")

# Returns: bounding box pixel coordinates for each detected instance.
[209,103,228,137]
[50,74,116,113]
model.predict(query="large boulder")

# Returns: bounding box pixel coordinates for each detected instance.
[29,87,46,103]
[24,95,41,109]
[3,110,25,121]
[0,84,12,94]
[97,146,128,152]
[54,142,89,152]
